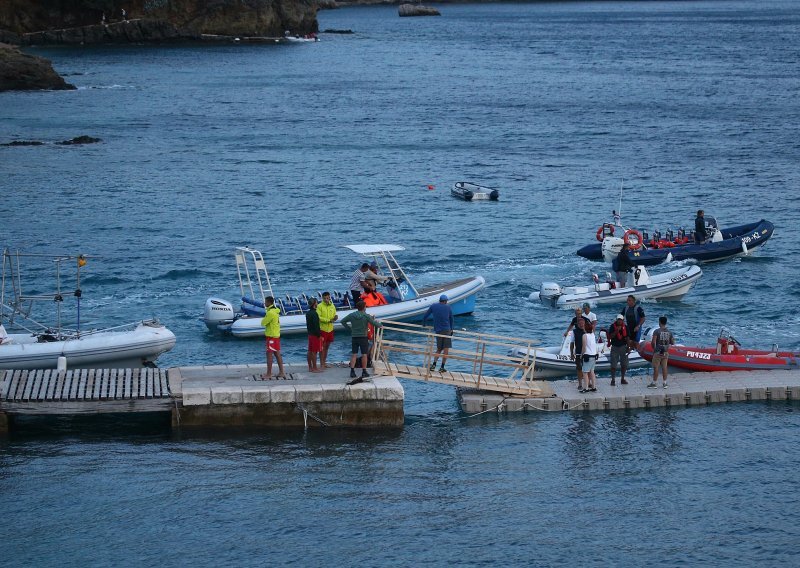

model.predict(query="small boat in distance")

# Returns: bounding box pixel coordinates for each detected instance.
[638,329,799,373]
[451,182,499,201]
[0,249,175,370]
[532,264,702,309]
[577,216,774,266]
[203,245,486,338]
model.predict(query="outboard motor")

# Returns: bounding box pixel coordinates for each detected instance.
[601,236,624,263]
[538,282,562,305]
[203,297,236,330]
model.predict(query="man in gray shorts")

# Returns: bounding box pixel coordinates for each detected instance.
[423,294,454,372]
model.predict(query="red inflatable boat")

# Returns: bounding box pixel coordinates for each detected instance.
[638,333,799,372]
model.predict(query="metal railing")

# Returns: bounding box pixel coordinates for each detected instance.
[372,320,544,396]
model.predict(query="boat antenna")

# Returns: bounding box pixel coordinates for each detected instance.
[618,178,624,220]
[76,255,86,335]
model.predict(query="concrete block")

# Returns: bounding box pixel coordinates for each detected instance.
[294,384,326,403]
[211,386,243,405]
[604,396,625,410]
[459,394,484,413]
[747,387,766,401]
[503,398,523,412]
[320,383,348,402]
[242,385,273,404]
[664,393,684,407]
[789,386,800,400]
[705,390,726,404]
[645,394,666,408]
[373,378,404,401]
[535,397,564,412]
[347,382,377,400]
[623,395,645,409]
[561,397,585,411]
[685,391,706,406]
[765,387,787,401]
[181,386,211,406]
[583,397,604,411]
[269,385,297,403]
[725,388,747,402]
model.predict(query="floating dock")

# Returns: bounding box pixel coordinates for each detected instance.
[1,323,798,434]
[458,369,800,413]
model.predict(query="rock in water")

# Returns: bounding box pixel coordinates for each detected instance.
[57,135,102,145]
[398,4,441,17]
[0,43,75,91]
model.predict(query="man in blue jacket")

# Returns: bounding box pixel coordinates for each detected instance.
[423,294,454,372]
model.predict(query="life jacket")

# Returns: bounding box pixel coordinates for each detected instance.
[609,323,627,342]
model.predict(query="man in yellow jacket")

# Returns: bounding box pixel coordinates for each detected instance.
[261,296,286,379]
[317,291,338,368]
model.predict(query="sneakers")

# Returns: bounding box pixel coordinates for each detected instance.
[349,368,357,379]
[610,379,616,386]
[361,370,370,379]
[346,377,363,386]
[647,382,657,388]
[429,363,437,371]
[589,387,597,392]
[438,366,447,373]
[621,379,629,385]
[663,382,668,389]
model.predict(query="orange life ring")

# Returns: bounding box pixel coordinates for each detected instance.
[624,229,643,250]
[596,223,615,242]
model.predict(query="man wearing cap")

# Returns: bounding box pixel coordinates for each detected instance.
[607,315,629,385]
[422,294,454,372]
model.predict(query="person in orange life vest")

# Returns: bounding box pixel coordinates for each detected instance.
[607,315,629,386]
[361,279,388,307]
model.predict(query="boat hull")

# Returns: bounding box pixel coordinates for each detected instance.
[637,343,799,372]
[577,219,774,265]
[510,345,649,379]
[225,276,486,338]
[0,323,176,370]
[541,265,702,309]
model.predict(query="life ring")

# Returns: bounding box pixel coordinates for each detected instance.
[596,223,615,242]
[624,229,643,250]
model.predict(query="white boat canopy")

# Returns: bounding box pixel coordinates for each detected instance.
[342,244,406,254]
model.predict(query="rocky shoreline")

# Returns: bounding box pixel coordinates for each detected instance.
[0,43,74,91]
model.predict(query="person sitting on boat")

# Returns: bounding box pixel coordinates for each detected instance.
[620,295,646,349]
[361,280,388,307]
[695,210,707,244]
[614,243,634,287]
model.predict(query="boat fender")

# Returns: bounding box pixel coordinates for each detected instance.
[463,190,474,201]
[634,267,641,285]
[596,223,615,242]
[623,229,643,250]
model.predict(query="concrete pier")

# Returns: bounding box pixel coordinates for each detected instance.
[170,364,404,429]
[458,369,800,414]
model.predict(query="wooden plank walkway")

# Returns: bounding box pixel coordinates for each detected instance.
[376,361,552,398]
[0,368,173,415]
[458,369,800,413]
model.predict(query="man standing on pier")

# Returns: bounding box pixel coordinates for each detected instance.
[305,297,323,373]
[317,291,337,368]
[261,296,286,379]
[340,300,381,385]
[607,315,629,386]
[648,316,675,389]
[423,294,454,373]
[620,295,646,349]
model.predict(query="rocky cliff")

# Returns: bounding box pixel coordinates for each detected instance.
[0,43,75,91]
[0,0,319,43]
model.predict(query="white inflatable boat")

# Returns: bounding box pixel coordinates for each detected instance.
[508,330,650,379]
[532,264,702,309]
[451,182,499,201]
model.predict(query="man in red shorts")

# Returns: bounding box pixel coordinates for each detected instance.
[317,291,338,368]
[260,296,285,379]
[306,297,323,373]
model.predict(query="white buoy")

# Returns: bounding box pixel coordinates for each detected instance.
[57,356,67,371]
[665,252,673,263]
[741,240,749,255]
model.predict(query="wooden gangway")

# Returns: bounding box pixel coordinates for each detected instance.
[372,321,553,397]
[0,368,173,414]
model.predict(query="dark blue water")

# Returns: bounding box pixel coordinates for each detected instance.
[2,1,800,564]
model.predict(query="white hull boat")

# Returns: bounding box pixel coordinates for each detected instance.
[532,264,702,309]
[203,245,486,338]
[508,331,650,379]
[1,249,176,370]
[451,181,499,201]
[0,321,176,370]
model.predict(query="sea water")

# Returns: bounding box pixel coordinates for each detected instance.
[1,1,799,565]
